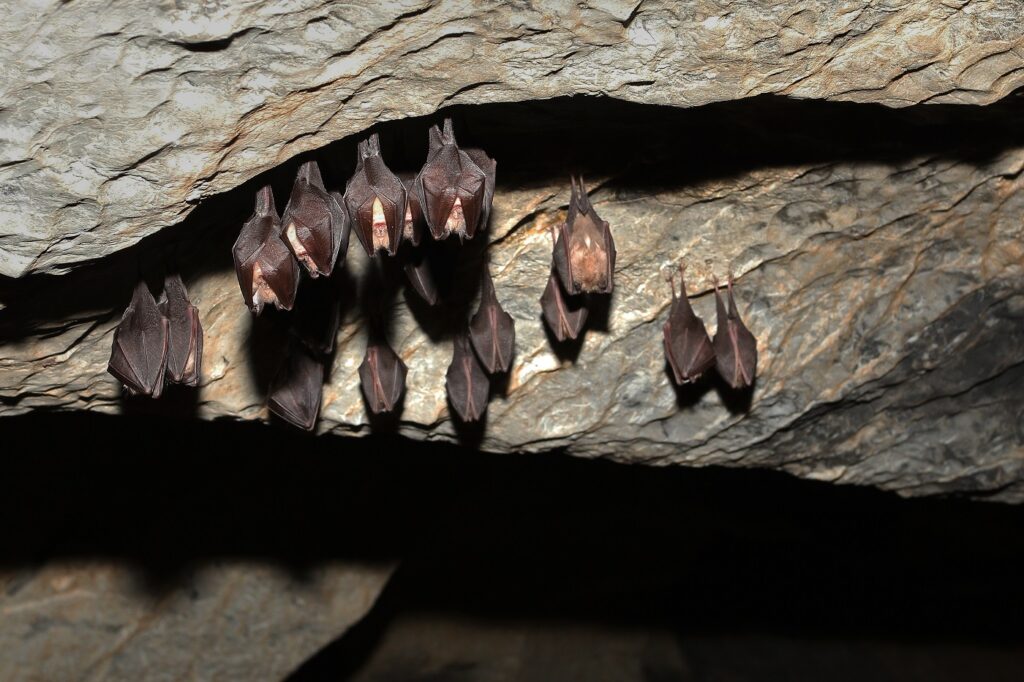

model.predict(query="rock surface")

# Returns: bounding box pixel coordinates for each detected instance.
[2,97,1022,501]
[2,1,1024,277]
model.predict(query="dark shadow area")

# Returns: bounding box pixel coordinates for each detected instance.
[1,412,1022,678]
[4,91,1024,335]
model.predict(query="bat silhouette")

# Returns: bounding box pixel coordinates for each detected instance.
[663,263,715,384]
[159,273,203,386]
[268,341,324,431]
[414,118,495,241]
[358,339,408,414]
[469,267,515,373]
[402,246,439,305]
[712,274,758,389]
[553,176,615,295]
[344,133,406,257]
[108,280,169,397]
[281,160,349,277]
[233,185,301,313]
[446,333,490,422]
[540,269,588,342]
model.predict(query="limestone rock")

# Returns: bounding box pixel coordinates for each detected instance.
[2,1,1023,276]
[1,98,1021,502]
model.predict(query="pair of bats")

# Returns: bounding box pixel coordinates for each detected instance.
[445,267,517,422]
[663,264,758,390]
[540,177,616,341]
[107,274,203,397]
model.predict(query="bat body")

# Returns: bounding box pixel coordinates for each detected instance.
[344,134,406,256]
[553,176,616,295]
[414,118,495,241]
[469,268,515,373]
[281,160,349,277]
[712,274,758,389]
[268,342,324,431]
[358,341,408,414]
[540,270,588,342]
[159,273,203,386]
[108,280,170,397]
[663,264,715,384]
[400,174,426,247]
[446,333,490,422]
[233,185,301,313]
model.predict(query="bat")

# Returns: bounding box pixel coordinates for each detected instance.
[107,280,169,397]
[540,269,588,342]
[281,160,350,278]
[268,341,324,431]
[712,273,758,389]
[552,176,616,295]
[159,273,203,386]
[414,118,496,241]
[344,133,406,257]
[402,246,439,305]
[358,339,408,414]
[232,185,301,313]
[445,333,490,422]
[469,266,515,373]
[663,263,715,384]
[400,174,426,247]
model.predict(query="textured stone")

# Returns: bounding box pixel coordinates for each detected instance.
[0,561,392,682]
[2,1,1024,277]
[1,98,1021,501]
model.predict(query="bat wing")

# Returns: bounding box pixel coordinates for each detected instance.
[446,334,490,422]
[344,136,406,256]
[601,220,616,294]
[551,222,577,295]
[108,280,169,397]
[358,342,408,414]
[465,148,496,227]
[469,269,515,373]
[664,300,715,384]
[540,270,588,342]
[268,343,324,431]
[400,175,425,247]
[416,149,461,239]
[160,273,203,386]
[233,186,300,312]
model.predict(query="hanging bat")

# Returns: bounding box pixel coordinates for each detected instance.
[358,339,408,414]
[400,174,426,247]
[414,118,496,241]
[344,133,406,257]
[663,263,715,384]
[159,273,203,386]
[552,176,616,295]
[712,273,758,389]
[268,341,324,431]
[469,267,515,373]
[232,185,301,313]
[107,280,169,397]
[281,160,350,278]
[540,269,588,342]
[446,333,490,422]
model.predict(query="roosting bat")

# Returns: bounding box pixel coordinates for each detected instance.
[268,341,324,431]
[159,273,203,386]
[712,274,758,389]
[108,280,169,397]
[553,176,616,295]
[446,333,490,422]
[414,118,495,241]
[540,269,588,342]
[469,267,515,373]
[281,160,349,277]
[358,339,408,414]
[233,185,301,313]
[663,263,715,384]
[344,133,406,257]
[400,174,426,247]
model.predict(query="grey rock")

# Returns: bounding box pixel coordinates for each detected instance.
[2,1,1024,276]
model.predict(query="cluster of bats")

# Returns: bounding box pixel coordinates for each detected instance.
[107,118,758,430]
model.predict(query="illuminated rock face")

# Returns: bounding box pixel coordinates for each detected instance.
[2,1,1023,277]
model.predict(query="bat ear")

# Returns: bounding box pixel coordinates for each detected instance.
[427,124,443,151]
[255,184,276,215]
[441,118,456,144]
[366,133,381,155]
[575,175,593,213]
